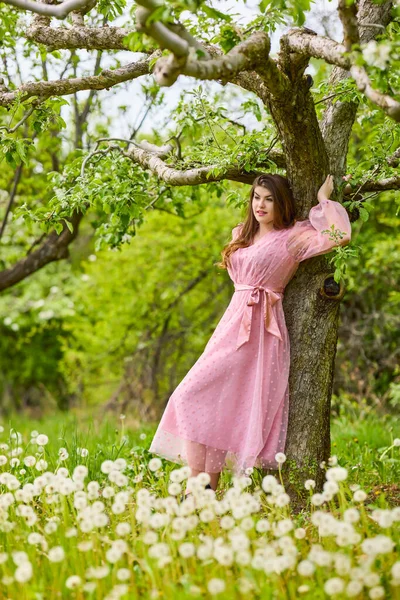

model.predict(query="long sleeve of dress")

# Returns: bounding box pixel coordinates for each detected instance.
[286,198,352,263]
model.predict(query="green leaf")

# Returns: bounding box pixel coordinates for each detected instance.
[64,220,74,233]
[202,5,232,21]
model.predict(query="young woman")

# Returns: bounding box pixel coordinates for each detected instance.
[148,173,352,499]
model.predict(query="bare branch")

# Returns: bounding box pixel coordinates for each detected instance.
[26,23,134,50]
[337,0,360,51]
[0,53,159,107]
[285,23,400,122]
[320,0,394,172]
[80,144,117,176]
[349,64,400,121]
[134,0,210,60]
[1,0,94,18]
[0,211,83,292]
[123,144,284,186]
[0,104,36,132]
[283,29,350,69]
[0,164,23,241]
[344,175,400,195]
[152,31,274,88]
[135,5,197,59]
[387,147,400,168]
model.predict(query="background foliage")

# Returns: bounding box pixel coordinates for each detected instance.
[0,0,399,422]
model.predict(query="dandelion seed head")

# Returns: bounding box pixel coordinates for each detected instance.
[324,577,345,595]
[297,559,315,576]
[262,475,279,493]
[48,546,65,562]
[346,580,364,597]
[36,434,49,446]
[326,466,348,482]
[343,508,360,523]
[178,542,196,558]
[361,535,394,555]
[14,561,33,583]
[368,585,385,599]
[65,575,82,589]
[298,585,310,594]
[148,458,162,472]
[353,489,367,502]
[116,522,131,536]
[275,452,286,464]
[311,493,325,506]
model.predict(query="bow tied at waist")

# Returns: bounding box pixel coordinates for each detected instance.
[234,283,283,350]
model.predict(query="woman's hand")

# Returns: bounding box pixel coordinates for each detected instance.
[317,174,334,202]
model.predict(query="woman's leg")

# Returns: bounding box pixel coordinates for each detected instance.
[208,470,222,490]
[185,439,226,492]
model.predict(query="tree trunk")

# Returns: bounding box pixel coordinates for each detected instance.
[283,259,344,503]
[254,56,348,502]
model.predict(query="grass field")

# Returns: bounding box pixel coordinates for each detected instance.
[0,405,398,599]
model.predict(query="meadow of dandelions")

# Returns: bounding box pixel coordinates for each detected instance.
[0,425,399,599]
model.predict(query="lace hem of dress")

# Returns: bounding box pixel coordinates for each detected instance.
[148,425,287,477]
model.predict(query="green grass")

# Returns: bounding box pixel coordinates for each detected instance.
[0,406,398,599]
[3,405,399,493]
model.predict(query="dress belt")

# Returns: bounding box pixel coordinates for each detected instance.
[234,283,283,350]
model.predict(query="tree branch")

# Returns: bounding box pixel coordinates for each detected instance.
[0,163,23,241]
[0,104,36,132]
[349,64,400,121]
[0,211,83,292]
[0,53,159,107]
[283,29,350,70]
[285,15,400,123]
[123,144,285,186]
[319,0,394,173]
[337,0,360,51]
[9,0,399,122]
[387,147,400,168]
[80,137,183,177]
[26,23,134,50]
[344,175,400,195]
[135,3,205,60]
[152,31,273,88]
[1,0,94,18]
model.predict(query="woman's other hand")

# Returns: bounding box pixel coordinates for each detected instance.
[317,174,334,202]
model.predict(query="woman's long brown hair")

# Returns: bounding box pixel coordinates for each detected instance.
[217,174,297,270]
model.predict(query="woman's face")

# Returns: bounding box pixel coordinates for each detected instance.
[252,185,274,225]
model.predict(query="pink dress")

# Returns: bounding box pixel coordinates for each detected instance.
[149,198,352,476]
